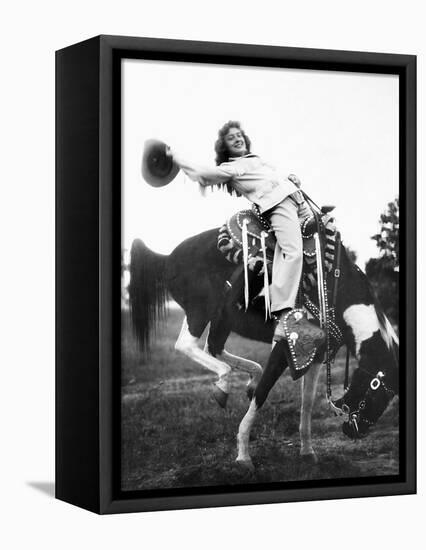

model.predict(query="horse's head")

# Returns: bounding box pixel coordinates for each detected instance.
[332,365,396,439]
[333,315,399,440]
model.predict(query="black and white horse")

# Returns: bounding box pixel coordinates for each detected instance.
[129,226,399,470]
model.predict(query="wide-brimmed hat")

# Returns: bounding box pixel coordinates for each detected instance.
[141,139,179,187]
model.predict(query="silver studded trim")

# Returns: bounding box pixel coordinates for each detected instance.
[279,308,318,371]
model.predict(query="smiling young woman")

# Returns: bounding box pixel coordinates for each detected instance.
[169,120,309,340]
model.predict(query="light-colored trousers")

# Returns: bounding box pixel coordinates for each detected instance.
[267,197,303,312]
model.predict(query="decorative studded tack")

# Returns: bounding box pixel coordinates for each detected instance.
[289,332,299,346]
[277,309,326,380]
[303,294,343,352]
[217,208,337,294]
[301,217,315,240]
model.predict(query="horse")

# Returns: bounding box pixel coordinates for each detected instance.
[128,218,399,470]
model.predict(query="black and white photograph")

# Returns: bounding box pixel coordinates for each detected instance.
[121,57,401,492]
[3,0,423,544]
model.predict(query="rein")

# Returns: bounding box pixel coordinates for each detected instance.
[303,195,359,425]
[331,230,350,393]
[304,194,344,406]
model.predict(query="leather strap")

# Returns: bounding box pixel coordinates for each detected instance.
[331,231,342,310]
[301,190,322,213]
[344,345,350,391]
[329,231,350,394]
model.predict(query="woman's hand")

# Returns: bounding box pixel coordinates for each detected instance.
[166,147,185,170]
[288,173,301,188]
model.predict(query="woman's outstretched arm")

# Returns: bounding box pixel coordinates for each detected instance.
[169,149,241,187]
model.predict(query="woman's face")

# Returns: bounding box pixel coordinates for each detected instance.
[224,127,247,157]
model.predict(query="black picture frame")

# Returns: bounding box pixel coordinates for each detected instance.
[56,35,416,514]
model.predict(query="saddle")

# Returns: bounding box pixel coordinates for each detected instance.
[217,206,337,281]
[217,205,341,380]
[218,209,275,271]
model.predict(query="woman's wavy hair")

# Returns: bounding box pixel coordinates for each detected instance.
[213,120,252,196]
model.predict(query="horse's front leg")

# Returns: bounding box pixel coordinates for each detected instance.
[221,350,263,399]
[236,340,288,471]
[299,361,322,462]
[205,344,263,400]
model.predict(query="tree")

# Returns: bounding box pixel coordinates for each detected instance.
[345,245,357,265]
[365,197,399,324]
[371,197,399,271]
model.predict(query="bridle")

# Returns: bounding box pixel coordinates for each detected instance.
[301,194,397,438]
[331,367,396,438]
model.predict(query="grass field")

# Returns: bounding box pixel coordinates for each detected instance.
[121,306,399,492]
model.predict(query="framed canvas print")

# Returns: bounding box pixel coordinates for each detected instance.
[56,35,416,514]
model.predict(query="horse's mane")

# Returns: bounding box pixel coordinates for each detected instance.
[371,293,399,366]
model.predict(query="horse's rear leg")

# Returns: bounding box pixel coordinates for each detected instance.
[299,361,322,462]
[204,320,263,399]
[175,316,232,407]
[236,340,289,470]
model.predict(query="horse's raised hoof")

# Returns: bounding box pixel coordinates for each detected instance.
[235,457,255,473]
[212,384,229,408]
[300,452,318,465]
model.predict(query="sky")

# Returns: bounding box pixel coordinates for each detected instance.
[122,58,399,269]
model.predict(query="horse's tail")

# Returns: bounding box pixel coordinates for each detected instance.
[128,239,168,354]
